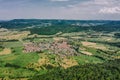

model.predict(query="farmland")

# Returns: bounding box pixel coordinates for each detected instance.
[0,19,120,80]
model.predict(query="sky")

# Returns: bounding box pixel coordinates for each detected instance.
[0,0,120,20]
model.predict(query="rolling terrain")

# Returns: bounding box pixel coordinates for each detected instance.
[0,19,120,80]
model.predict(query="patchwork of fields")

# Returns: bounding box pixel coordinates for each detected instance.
[0,20,120,80]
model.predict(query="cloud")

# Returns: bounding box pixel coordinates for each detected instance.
[99,7,120,14]
[0,0,120,20]
[72,0,120,14]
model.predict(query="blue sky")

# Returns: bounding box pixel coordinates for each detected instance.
[0,0,120,20]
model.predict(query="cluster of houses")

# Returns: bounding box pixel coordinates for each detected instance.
[23,41,77,57]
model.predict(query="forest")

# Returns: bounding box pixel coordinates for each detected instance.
[31,59,120,80]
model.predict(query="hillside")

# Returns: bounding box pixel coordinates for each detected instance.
[0,19,120,80]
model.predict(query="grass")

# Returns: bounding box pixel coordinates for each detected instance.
[85,47,97,54]
[11,53,39,67]
[23,37,54,43]
[0,48,3,52]
[0,53,40,79]
[0,67,37,78]
[74,54,104,65]
[2,41,23,48]
[0,47,39,67]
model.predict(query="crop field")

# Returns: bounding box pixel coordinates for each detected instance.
[0,20,120,79]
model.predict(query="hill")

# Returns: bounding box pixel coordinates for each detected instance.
[0,19,120,79]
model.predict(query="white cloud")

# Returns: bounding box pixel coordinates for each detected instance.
[0,0,120,20]
[99,7,120,14]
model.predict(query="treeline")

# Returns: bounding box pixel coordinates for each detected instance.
[31,59,120,80]
[0,19,120,35]
[27,24,120,35]
[26,25,89,35]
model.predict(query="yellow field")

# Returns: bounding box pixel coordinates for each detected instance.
[81,41,107,50]
[0,31,30,41]
[60,58,78,69]
[80,51,92,56]
[0,48,11,55]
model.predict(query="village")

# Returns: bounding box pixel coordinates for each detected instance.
[23,40,78,57]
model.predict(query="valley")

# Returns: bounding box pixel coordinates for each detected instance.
[0,19,120,80]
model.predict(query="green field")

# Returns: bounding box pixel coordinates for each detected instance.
[0,20,120,79]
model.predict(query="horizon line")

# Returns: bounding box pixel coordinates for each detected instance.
[0,18,120,21]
